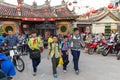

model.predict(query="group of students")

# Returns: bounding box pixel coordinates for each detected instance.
[0,27,85,79]
[48,28,85,78]
[29,28,85,78]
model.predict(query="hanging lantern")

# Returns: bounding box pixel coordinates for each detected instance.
[86,12,90,16]
[68,2,72,6]
[91,9,96,14]
[61,7,65,11]
[30,9,33,13]
[108,3,113,9]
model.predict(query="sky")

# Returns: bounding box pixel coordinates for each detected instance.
[4,0,117,14]
[4,0,112,8]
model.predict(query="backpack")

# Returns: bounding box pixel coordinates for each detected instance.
[61,42,69,49]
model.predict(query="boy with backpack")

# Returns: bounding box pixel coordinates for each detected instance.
[60,35,70,73]
[48,35,61,78]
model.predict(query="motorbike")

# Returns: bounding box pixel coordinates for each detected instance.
[88,39,99,55]
[5,46,25,72]
[96,40,106,54]
[102,42,120,56]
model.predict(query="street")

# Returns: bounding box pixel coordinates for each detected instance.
[15,50,120,80]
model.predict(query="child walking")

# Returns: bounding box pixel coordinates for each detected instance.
[60,35,70,73]
[48,35,61,78]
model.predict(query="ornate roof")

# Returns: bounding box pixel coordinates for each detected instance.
[76,7,120,23]
[0,1,77,21]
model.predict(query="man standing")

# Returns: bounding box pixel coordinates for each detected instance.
[4,30,19,48]
[70,28,85,75]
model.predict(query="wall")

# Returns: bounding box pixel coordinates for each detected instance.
[92,23,117,33]
[0,21,19,34]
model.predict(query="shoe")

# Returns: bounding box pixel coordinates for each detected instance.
[33,72,36,76]
[63,70,67,73]
[75,70,79,75]
[53,74,58,78]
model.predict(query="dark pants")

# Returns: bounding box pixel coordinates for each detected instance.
[51,55,59,74]
[71,50,80,71]
[62,51,69,70]
[115,43,120,51]
[32,57,41,72]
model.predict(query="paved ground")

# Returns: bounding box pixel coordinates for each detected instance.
[14,50,120,80]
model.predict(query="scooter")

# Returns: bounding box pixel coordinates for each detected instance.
[102,42,120,56]
[96,40,106,54]
[88,39,99,55]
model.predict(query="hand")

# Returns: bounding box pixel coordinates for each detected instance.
[30,46,33,49]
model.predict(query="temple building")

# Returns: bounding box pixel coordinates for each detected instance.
[0,0,78,39]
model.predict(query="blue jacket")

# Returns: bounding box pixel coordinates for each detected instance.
[4,35,19,47]
[0,53,16,76]
[0,36,5,46]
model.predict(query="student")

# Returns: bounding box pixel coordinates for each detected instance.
[70,28,85,75]
[48,35,61,78]
[60,35,70,73]
[28,32,43,76]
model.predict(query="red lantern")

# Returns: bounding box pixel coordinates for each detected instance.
[108,3,113,9]
[91,9,96,14]
[30,9,33,13]
[68,2,72,6]
[18,1,22,4]
[61,7,65,11]
[86,12,90,16]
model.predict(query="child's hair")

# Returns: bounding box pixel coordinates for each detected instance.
[73,28,79,32]
[63,35,68,39]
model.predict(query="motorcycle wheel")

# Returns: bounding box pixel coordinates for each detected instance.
[88,48,94,55]
[117,52,120,60]
[102,48,109,56]
[15,58,25,72]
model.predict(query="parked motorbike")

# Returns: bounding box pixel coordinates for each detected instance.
[88,41,98,55]
[102,42,120,56]
[5,46,25,72]
[96,40,106,54]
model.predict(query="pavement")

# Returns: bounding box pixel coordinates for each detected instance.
[14,49,120,80]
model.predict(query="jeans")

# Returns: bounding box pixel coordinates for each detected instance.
[51,55,59,74]
[32,58,41,72]
[71,50,80,71]
[62,51,69,70]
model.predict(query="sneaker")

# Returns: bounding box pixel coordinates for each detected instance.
[75,70,79,75]
[53,74,58,78]
[33,72,36,76]
[63,70,67,73]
